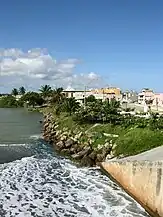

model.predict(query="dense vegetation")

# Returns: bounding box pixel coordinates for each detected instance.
[46,90,163,157]
[1,85,163,157]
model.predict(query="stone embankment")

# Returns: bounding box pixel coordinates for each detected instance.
[43,113,117,166]
[101,147,163,217]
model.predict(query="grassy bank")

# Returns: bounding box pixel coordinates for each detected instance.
[48,109,163,158]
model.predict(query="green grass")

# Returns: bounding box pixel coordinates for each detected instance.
[115,128,163,156]
[46,108,163,157]
[89,124,126,135]
[52,111,92,132]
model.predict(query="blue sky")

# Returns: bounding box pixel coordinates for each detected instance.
[0,0,163,92]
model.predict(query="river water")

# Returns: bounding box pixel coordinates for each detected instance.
[0,108,150,217]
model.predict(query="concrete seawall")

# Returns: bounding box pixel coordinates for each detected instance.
[101,147,163,217]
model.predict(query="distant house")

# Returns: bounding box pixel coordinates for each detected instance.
[63,86,121,104]
[122,90,138,103]
[91,87,122,101]
[153,93,163,107]
[63,86,90,104]
[138,88,154,105]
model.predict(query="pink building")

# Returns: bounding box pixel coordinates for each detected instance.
[153,93,163,107]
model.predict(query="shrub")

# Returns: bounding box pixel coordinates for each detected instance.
[0,96,20,108]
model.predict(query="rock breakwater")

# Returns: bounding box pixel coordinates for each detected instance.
[43,113,117,166]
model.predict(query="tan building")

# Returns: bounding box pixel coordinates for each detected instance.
[93,87,121,95]
[92,87,122,101]
[63,86,122,104]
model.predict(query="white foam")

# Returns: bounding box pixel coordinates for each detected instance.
[0,143,27,147]
[29,134,43,139]
[0,156,150,217]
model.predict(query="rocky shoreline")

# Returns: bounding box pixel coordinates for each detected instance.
[43,113,117,166]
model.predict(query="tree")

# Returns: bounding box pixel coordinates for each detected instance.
[51,87,64,105]
[39,85,52,98]
[20,92,44,107]
[63,97,80,116]
[74,98,121,124]
[0,95,19,108]
[11,88,18,96]
[85,95,96,104]
[19,86,26,95]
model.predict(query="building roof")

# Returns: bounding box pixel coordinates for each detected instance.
[64,86,75,91]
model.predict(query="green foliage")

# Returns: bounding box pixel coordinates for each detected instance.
[19,86,26,95]
[11,88,18,96]
[74,98,121,124]
[39,85,52,98]
[20,92,44,107]
[51,87,64,105]
[148,113,163,130]
[115,128,163,156]
[85,95,96,104]
[0,95,20,108]
[62,97,80,115]
[124,107,135,112]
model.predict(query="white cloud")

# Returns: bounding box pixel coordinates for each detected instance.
[0,48,101,91]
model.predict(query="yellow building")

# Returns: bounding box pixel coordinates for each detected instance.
[93,87,121,95]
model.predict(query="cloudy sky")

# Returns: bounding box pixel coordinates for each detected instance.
[0,0,163,92]
[0,48,101,92]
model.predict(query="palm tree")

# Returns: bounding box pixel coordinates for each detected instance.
[51,87,64,105]
[19,86,26,95]
[39,85,52,98]
[11,88,18,96]
[63,97,80,116]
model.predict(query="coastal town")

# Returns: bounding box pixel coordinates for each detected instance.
[63,86,162,113]
[1,86,162,114]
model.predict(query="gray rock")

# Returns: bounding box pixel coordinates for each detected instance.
[44,122,49,128]
[60,135,67,141]
[96,153,105,162]
[65,138,74,148]
[81,156,94,167]
[70,147,76,154]
[56,141,64,149]
[88,151,97,161]
[72,147,91,160]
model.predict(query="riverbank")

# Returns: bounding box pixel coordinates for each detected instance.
[43,112,115,166]
[42,108,163,167]
[42,109,163,216]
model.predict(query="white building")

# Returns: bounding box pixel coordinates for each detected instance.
[138,88,154,105]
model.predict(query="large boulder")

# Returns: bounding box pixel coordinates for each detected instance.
[55,141,64,149]
[81,155,94,167]
[96,153,105,163]
[44,122,49,128]
[88,150,97,161]
[65,138,74,148]
[72,147,91,160]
